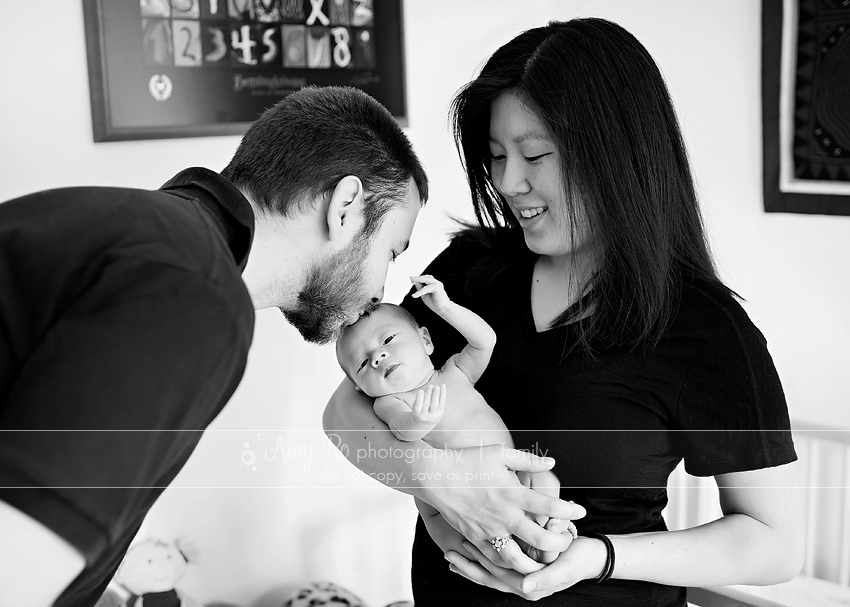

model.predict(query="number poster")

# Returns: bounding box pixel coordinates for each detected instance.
[83,0,405,141]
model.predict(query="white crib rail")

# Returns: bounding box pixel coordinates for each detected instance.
[664,422,850,588]
[671,423,850,607]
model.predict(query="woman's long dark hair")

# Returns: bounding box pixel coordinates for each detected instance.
[451,18,730,353]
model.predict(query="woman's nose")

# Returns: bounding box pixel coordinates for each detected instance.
[371,350,388,367]
[496,158,531,197]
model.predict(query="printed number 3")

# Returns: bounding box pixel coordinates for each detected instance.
[205,27,227,61]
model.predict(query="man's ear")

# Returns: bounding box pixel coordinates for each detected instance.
[326,175,364,244]
[420,326,435,356]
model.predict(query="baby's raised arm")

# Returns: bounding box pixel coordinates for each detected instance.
[411,275,496,384]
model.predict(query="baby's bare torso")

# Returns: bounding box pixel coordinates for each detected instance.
[398,361,513,450]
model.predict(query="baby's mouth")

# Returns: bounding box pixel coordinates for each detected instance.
[384,363,400,378]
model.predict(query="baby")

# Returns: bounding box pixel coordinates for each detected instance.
[335,274,577,563]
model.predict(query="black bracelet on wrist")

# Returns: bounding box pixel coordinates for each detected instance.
[583,532,615,583]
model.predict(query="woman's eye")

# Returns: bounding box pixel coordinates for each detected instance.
[383,335,395,345]
[525,153,549,162]
[491,154,506,162]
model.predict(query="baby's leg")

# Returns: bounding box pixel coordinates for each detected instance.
[537,516,578,564]
[516,469,560,525]
[516,470,578,564]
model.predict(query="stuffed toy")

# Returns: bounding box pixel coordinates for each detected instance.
[112,538,205,607]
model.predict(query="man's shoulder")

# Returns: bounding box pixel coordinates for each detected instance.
[1,184,252,319]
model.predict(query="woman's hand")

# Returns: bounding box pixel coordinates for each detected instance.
[444,535,607,599]
[324,379,586,572]
[416,497,548,576]
[417,443,586,573]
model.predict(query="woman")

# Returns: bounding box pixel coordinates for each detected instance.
[324,18,803,605]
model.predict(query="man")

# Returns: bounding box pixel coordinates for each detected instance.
[0,86,427,607]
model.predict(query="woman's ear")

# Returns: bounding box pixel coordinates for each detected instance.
[420,326,435,355]
[326,175,364,245]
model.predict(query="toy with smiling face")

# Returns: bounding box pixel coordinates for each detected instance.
[113,539,205,607]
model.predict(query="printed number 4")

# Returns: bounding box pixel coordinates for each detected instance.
[231,25,257,65]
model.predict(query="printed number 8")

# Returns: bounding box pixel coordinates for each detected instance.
[331,27,351,68]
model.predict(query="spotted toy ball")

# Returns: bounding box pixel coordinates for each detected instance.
[282,581,367,607]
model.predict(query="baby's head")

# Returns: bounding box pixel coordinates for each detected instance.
[336,303,435,398]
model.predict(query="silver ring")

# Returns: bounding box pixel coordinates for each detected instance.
[490,535,512,552]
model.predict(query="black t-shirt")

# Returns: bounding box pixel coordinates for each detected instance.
[401,229,796,607]
[0,168,255,607]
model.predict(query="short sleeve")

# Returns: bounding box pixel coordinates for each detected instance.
[673,301,796,477]
[0,255,253,563]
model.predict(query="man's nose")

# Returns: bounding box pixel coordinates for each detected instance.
[370,288,384,305]
[371,350,388,367]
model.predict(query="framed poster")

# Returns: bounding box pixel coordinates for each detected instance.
[82,0,406,142]
[762,0,850,215]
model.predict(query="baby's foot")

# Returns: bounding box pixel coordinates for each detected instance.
[537,518,579,564]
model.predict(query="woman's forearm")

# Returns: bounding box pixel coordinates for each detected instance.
[501,464,807,598]
[611,511,802,587]
[614,463,804,587]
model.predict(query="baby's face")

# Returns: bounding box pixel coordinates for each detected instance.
[337,307,434,397]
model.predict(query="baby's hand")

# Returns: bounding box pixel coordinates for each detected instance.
[411,275,451,314]
[412,384,446,426]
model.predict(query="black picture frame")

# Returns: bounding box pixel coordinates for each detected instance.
[82,0,406,142]
[762,0,850,215]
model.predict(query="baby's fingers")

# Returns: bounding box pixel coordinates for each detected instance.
[436,384,446,413]
[411,284,442,299]
[411,274,437,285]
[412,389,426,414]
[428,385,446,413]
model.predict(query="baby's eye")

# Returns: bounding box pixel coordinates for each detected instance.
[383,334,395,345]
[357,359,367,372]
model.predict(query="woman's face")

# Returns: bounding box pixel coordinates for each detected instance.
[488,91,593,259]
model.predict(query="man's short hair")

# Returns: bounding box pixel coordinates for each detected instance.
[222,86,428,237]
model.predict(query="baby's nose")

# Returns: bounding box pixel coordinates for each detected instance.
[371,350,388,367]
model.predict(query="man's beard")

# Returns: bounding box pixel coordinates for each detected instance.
[281,233,373,345]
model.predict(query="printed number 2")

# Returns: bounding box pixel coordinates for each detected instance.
[180,27,197,62]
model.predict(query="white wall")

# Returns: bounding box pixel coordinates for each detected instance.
[2,1,848,606]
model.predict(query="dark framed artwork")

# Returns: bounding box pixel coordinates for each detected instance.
[762,0,850,215]
[82,0,406,142]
